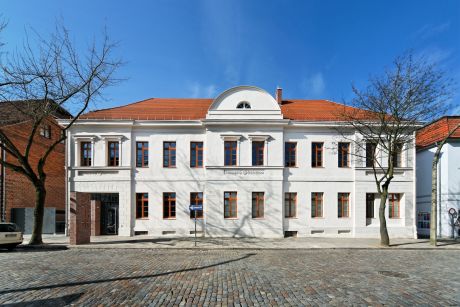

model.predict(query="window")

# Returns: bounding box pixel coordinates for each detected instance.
[338,142,350,167]
[252,141,264,166]
[190,192,203,219]
[40,124,51,139]
[284,192,296,218]
[136,142,149,167]
[252,192,264,218]
[136,193,148,219]
[311,192,323,218]
[190,142,203,168]
[312,142,323,167]
[224,141,237,166]
[389,193,401,218]
[108,141,119,166]
[163,192,176,219]
[284,142,297,167]
[60,130,66,144]
[236,101,251,109]
[224,192,237,218]
[80,142,92,166]
[365,141,377,167]
[338,193,350,218]
[417,212,430,229]
[366,193,375,219]
[163,142,176,168]
[392,143,403,167]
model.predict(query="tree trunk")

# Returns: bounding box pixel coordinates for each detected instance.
[379,188,390,246]
[29,182,46,245]
[430,154,439,246]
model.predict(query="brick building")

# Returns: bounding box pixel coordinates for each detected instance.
[0,101,71,233]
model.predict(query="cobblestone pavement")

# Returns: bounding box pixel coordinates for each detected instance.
[0,249,458,306]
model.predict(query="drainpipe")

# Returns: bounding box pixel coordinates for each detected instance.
[0,144,5,222]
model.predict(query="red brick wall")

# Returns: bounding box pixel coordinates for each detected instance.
[1,117,65,222]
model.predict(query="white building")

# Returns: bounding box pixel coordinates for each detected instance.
[60,86,417,238]
[416,116,460,239]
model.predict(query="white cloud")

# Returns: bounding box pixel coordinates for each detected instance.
[415,22,451,40]
[187,82,217,98]
[302,72,325,97]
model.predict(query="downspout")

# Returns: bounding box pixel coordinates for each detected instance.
[0,144,5,222]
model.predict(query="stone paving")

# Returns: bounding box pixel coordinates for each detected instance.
[0,248,458,306]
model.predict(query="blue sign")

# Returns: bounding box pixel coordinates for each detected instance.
[189,205,203,211]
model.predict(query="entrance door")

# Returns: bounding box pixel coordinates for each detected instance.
[92,193,119,235]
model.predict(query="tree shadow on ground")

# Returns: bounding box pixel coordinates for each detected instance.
[4,292,83,306]
[0,253,256,295]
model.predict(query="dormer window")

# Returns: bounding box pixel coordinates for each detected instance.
[236,101,251,109]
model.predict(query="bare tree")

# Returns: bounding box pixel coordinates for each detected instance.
[430,120,460,246]
[337,52,453,246]
[0,22,122,245]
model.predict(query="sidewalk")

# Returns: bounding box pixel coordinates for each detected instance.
[21,234,460,250]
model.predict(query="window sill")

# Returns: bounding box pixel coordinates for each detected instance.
[311,217,324,219]
[163,166,177,169]
[285,166,298,168]
[190,166,204,169]
[338,217,350,219]
[285,217,298,219]
[136,218,149,220]
[311,166,324,168]
[190,217,204,220]
[163,218,177,220]
[224,217,238,220]
[252,217,265,220]
[136,166,149,169]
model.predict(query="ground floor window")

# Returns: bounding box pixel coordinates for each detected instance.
[136,193,149,219]
[252,192,264,218]
[224,192,237,218]
[417,212,430,229]
[366,193,375,218]
[285,193,296,218]
[338,193,350,218]
[389,193,401,218]
[190,192,203,219]
[163,192,176,219]
[311,192,323,218]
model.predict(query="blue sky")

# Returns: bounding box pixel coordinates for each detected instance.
[2,1,460,113]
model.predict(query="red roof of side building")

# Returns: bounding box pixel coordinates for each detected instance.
[416,116,460,148]
[80,98,369,121]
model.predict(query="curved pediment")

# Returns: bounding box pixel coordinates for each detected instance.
[206,86,283,120]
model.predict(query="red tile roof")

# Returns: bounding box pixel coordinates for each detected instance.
[80,98,370,121]
[416,116,460,148]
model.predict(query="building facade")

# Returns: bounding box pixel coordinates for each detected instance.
[0,101,70,233]
[61,86,417,238]
[416,116,460,238]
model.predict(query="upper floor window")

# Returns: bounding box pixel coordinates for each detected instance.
[389,193,401,219]
[252,141,264,166]
[252,192,264,218]
[190,142,203,168]
[136,193,148,219]
[392,143,403,168]
[284,192,296,218]
[366,193,375,219]
[163,192,176,219]
[40,124,51,139]
[285,142,297,167]
[312,142,323,167]
[224,141,237,166]
[311,192,323,218]
[108,141,119,166]
[338,193,350,218]
[80,142,92,166]
[190,192,204,219]
[236,101,251,109]
[338,142,350,168]
[365,141,377,167]
[163,142,176,168]
[224,191,237,218]
[136,142,149,167]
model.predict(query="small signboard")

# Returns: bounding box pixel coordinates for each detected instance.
[189,205,203,211]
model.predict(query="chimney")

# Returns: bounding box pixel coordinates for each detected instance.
[275,87,283,104]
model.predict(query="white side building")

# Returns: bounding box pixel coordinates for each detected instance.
[60,86,417,238]
[416,116,460,238]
